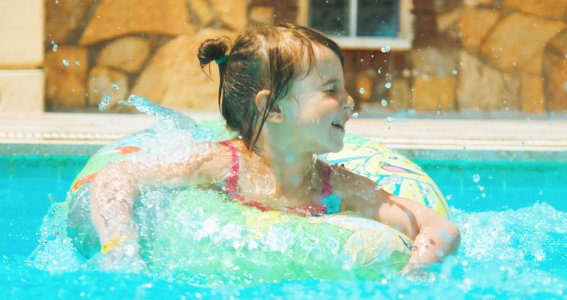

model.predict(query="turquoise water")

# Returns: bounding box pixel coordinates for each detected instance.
[1,154,566,299]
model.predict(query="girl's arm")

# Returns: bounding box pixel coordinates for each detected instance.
[89,143,229,265]
[374,190,461,273]
[335,169,461,272]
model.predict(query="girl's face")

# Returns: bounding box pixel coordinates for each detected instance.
[275,45,354,154]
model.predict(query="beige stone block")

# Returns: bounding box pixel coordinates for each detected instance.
[389,79,410,111]
[132,29,237,110]
[411,48,459,77]
[543,31,567,112]
[97,37,151,73]
[250,6,275,25]
[0,70,44,112]
[0,0,43,68]
[45,47,89,109]
[502,0,567,19]
[80,0,195,46]
[480,13,565,75]
[457,51,521,111]
[188,0,214,27]
[210,0,248,31]
[520,73,546,114]
[46,0,95,43]
[87,66,129,109]
[460,8,500,53]
[412,76,457,112]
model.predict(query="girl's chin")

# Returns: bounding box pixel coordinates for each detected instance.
[325,140,344,154]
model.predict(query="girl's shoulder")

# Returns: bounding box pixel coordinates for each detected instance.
[188,139,242,182]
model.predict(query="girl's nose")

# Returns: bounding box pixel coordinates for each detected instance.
[342,95,355,111]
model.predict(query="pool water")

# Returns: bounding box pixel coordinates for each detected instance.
[0,154,565,299]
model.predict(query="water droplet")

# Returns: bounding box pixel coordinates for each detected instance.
[377,68,382,74]
[381,99,388,107]
[111,83,120,90]
[472,174,480,183]
[351,112,359,119]
[384,82,392,89]
[452,69,458,75]
[98,96,111,110]
[380,46,391,53]
[75,61,81,66]
[50,41,58,52]
[359,87,365,95]
[62,59,69,67]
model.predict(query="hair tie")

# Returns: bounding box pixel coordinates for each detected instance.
[215,55,228,65]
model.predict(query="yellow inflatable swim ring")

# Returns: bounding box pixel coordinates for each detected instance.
[65,111,449,282]
[321,134,449,217]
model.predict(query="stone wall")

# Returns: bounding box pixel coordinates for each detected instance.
[44,0,566,115]
[408,0,566,114]
[45,0,298,111]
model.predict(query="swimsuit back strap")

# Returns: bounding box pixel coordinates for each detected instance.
[220,140,240,195]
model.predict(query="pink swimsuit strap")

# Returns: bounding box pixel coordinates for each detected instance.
[219,140,329,216]
[321,164,333,198]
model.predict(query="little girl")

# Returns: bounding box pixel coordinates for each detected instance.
[87,23,460,274]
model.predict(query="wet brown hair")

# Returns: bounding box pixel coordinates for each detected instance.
[198,23,344,149]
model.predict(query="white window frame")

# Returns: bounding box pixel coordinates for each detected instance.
[297,0,413,50]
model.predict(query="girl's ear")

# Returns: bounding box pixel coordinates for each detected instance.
[255,90,283,122]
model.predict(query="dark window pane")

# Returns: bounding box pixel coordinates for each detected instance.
[357,0,399,37]
[308,0,349,36]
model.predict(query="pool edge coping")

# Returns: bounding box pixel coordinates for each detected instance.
[2,112,567,160]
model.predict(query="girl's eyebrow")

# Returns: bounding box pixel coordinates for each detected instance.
[321,78,338,86]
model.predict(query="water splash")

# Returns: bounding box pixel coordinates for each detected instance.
[118,95,227,142]
[98,95,111,111]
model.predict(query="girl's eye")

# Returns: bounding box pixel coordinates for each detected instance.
[325,87,337,94]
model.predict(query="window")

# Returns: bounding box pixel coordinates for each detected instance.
[299,0,413,50]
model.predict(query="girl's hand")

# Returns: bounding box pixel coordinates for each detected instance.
[335,171,461,267]
[99,238,147,273]
[400,263,437,282]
